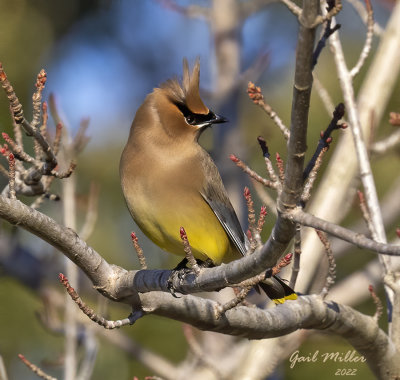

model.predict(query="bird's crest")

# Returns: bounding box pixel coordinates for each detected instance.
[161,58,209,115]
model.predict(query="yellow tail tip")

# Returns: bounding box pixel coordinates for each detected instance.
[272,293,298,304]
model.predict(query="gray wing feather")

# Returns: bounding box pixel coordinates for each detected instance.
[201,192,247,256]
[199,151,247,256]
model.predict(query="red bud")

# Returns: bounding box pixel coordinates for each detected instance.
[246,230,252,240]
[180,227,187,239]
[229,154,239,163]
[284,253,293,261]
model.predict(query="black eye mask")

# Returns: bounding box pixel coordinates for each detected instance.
[174,102,215,126]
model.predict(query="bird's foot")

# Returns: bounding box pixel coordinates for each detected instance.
[167,258,213,298]
[199,258,214,269]
[167,266,193,298]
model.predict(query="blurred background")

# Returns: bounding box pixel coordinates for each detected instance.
[0,0,398,379]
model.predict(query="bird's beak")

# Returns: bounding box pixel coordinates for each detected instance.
[210,113,228,125]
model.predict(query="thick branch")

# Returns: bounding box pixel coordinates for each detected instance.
[138,294,398,378]
[259,0,319,268]
[0,195,123,300]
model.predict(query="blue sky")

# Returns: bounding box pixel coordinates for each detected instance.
[42,0,390,145]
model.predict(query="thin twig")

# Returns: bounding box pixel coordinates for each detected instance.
[314,75,335,115]
[180,227,200,275]
[257,136,281,193]
[312,8,341,69]
[289,224,301,289]
[275,152,285,184]
[248,82,290,140]
[345,0,383,36]
[214,287,252,319]
[303,103,346,181]
[279,0,302,17]
[301,146,328,203]
[371,130,400,155]
[230,154,276,189]
[272,253,293,276]
[72,118,90,155]
[251,180,277,216]
[316,230,336,298]
[18,354,57,380]
[0,63,57,172]
[41,101,48,136]
[357,190,376,239]
[350,0,374,78]
[2,132,34,163]
[53,123,63,156]
[244,187,258,250]
[11,107,23,149]
[8,153,16,199]
[32,70,47,160]
[314,0,342,26]
[59,273,139,329]
[131,232,147,270]
[257,206,268,236]
[51,161,76,179]
[31,69,47,129]
[79,182,100,241]
[368,285,383,322]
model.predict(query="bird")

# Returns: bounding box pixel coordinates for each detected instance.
[120,59,297,304]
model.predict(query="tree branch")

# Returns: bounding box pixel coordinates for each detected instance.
[283,207,400,255]
[138,293,398,379]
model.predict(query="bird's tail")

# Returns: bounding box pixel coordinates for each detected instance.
[259,276,297,304]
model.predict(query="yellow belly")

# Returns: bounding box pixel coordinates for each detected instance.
[128,192,239,265]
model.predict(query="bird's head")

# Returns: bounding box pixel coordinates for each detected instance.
[149,59,227,141]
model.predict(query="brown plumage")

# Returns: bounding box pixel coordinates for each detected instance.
[120,59,297,303]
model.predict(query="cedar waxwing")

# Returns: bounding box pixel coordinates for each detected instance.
[120,59,297,304]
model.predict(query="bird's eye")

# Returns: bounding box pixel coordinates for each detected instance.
[185,115,195,124]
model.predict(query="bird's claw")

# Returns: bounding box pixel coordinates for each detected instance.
[167,266,193,297]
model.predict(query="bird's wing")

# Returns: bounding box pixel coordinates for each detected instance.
[199,152,247,257]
